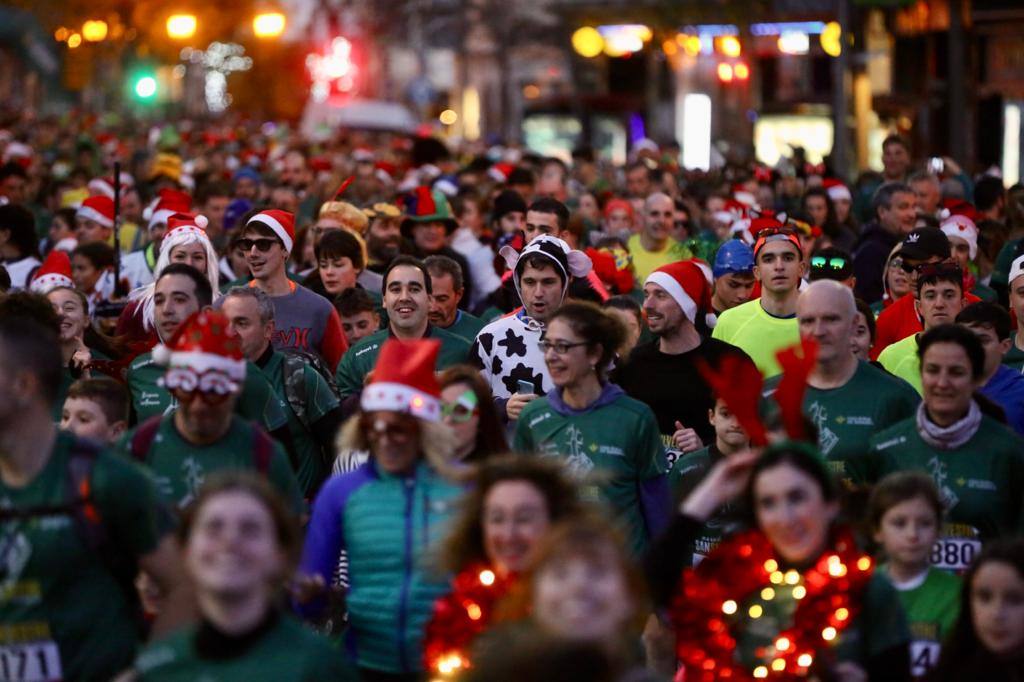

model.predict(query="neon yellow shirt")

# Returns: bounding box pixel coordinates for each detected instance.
[711,298,799,378]
[877,333,922,395]
[627,233,692,282]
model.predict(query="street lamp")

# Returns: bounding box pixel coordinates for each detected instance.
[253,12,286,38]
[166,14,197,40]
[571,27,604,58]
[82,20,108,42]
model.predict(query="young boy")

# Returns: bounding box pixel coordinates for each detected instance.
[869,471,961,680]
[336,286,381,346]
[668,396,750,565]
[60,377,129,444]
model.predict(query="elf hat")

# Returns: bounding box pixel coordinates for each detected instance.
[360,339,442,421]
[823,178,852,203]
[29,250,74,294]
[646,260,717,328]
[399,186,458,235]
[76,195,115,228]
[153,310,246,394]
[146,189,193,232]
[246,209,296,253]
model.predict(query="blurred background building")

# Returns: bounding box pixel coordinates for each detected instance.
[1,0,1022,179]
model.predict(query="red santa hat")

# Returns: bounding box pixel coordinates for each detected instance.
[645,260,717,328]
[75,195,115,228]
[488,162,516,183]
[732,184,758,209]
[823,178,851,203]
[146,189,193,231]
[29,250,74,294]
[749,209,788,237]
[246,209,295,253]
[153,310,246,393]
[360,339,442,421]
[87,172,135,199]
[163,212,210,243]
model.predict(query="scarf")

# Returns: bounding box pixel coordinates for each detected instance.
[916,399,981,450]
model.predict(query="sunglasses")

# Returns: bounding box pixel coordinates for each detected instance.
[237,238,281,252]
[171,387,233,405]
[888,257,904,270]
[810,255,848,271]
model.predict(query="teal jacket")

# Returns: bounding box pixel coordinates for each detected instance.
[300,459,463,673]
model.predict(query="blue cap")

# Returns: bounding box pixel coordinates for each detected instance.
[232,166,261,185]
[713,239,755,278]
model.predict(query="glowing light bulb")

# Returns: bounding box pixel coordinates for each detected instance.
[822,626,838,641]
[479,570,495,586]
[761,587,775,600]
[748,604,763,618]
[722,600,738,615]
[775,637,791,651]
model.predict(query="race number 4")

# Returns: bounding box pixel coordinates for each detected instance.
[930,537,981,571]
[0,642,62,682]
[910,640,940,678]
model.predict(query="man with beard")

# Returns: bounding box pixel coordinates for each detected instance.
[362,201,408,275]
[617,260,751,471]
[334,256,470,399]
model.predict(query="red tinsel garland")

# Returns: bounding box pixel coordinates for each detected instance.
[423,564,514,677]
[670,527,874,681]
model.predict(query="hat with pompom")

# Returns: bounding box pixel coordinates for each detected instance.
[645,260,717,328]
[29,250,74,294]
[361,339,442,421]
[153,309,246,394]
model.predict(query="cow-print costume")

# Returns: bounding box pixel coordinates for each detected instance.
[471,310,551,400]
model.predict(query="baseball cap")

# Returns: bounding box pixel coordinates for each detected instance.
[898,227,950,262]
[1009,254,1024,286]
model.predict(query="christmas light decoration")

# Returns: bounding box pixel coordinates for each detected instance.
[423,565,513,678]
[670,527,873,681]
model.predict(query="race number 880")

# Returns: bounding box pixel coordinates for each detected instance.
[930,537,981,571]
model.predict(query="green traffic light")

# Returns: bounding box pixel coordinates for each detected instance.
[134,76,157,99]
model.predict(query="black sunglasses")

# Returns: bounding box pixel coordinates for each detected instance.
[238,238,280,253]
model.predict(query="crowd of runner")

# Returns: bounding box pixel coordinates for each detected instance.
[1,112,1024,681]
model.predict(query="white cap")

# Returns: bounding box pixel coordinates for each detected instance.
[1009,254,1024,287]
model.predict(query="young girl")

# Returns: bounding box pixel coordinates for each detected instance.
[931,539,1024,681]
[869,471,961,680]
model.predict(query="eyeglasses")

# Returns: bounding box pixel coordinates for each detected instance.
[810,255,848,271]
[171,387,233,406]
[237,238,280,252]
[538,339,589,355]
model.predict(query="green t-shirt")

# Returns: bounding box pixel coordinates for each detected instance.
[668,445,746,565]
[1004,333,1024,372]
[114,415,304,515]
[711,299,800,378]
[127,352,289,431]
[135,614,357,681]
[513,391,667,555]
[853,415,1024,572]
[444,310,487,344]
[877,334,922,395]
[334,326,471,398]
[734,571,909,672]
[626,233,692,282]
[763,362,919,481]
[884,566,961,679]
[0,432,168,682]
[258,350,340,496]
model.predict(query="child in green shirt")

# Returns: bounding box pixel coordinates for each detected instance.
[869,471,962,680]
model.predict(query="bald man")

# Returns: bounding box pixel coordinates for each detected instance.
[627,192,692,281]
[763,280,919,480]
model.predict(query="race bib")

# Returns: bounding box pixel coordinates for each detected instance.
[0,641,62,682]
[909,640,941,678]
[930,536,981,572]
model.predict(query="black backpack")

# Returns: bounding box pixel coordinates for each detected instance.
[279,348,340,430]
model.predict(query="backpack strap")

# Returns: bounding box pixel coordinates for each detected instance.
[251,424,274,474]
[130,415,165,462]
[65,438,108,555]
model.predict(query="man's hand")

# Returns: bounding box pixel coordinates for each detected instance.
[672,421,703,453]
